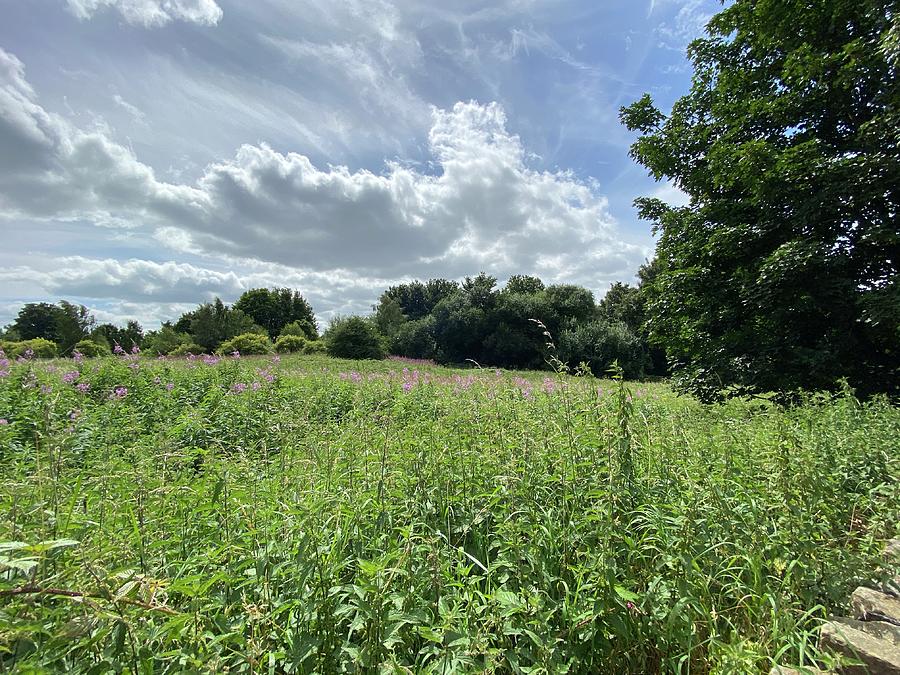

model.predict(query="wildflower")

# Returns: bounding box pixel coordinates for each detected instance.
[402,381,413,392]
[76,382,91,394]
[62,370,80,384]
[165,382,174,391]
[113,344,125,355]
[110,386,128,399]
[203,355,220,366]
[69,409,80,421]
[40,385,53,395]
[131,344,140,355]
[272,354,281,363]
[73,350,84,364]
[231,383,247,394]
[0,419,7,425]
[542,377,556,394]
[251,381,261,391]
[128,362,140,371]
[350,372,362,383]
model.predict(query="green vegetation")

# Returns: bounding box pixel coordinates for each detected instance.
[218,332,274,356]
[0,350,897,672]
[621,0,899,401]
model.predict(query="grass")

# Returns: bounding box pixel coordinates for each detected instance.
[0,351,898,673]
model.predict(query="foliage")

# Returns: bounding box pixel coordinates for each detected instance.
[73,339,106,358]
[326,316,385,360]
[620,0,900,400]
[182,299,263,351]
[3,338,59,359]
[55,301,96,354]
[391,316,438,360]
[93,321,143,353]
[0,355,897,672]
[219,332,273,356]
[143,325,191,355]
[9,303,63,342]
[382,279,460,321]
[234,288,318,340]
[169,342,205,356]
[274,334,307,353]
[302,339,328,355]
[558,320,649,379]
[373,296,406,338]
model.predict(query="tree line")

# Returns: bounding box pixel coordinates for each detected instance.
[0,273,664,378]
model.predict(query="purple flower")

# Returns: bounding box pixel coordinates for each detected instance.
[203,355,220,366]
[69,409,80,421]
[110,386,128,399]
[73,350,84,364]
[113,344,126,355]
[131,344,140,355]
[0,419,7,425]
[63,370,80,384]
[251,381,261,391]
[231,383,247,394]
[165,382,174,391]
[76,382,91,394]
[402,381,413,392]
[271,354,281,364]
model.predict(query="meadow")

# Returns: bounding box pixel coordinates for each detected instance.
[0,349,898,673]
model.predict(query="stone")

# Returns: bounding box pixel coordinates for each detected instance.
[850,587,900,624]
[820,618,900,674]
[885,539,900,561]
[829,617,900,648]
[769,666,831,674]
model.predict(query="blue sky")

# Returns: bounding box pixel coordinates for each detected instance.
[0,0,717,329]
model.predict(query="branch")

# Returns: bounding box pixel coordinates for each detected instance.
[0,585,180,615]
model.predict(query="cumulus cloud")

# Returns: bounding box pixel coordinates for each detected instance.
[0,46,648,327]
[65,0,223,27]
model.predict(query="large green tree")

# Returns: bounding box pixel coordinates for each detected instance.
[234,288,317,340]
[621,0,899,400]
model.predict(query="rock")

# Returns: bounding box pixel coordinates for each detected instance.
[829,617,900,648]
[850,587,900,624]
[769,666,831,674]
[885,539,900,561]
[820,618,900,674]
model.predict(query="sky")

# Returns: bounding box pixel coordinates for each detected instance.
[0,0,717,330]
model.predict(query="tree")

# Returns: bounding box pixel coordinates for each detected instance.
[504,274,545,295]
[373,296,406,338]
[234,288,317,340]
[189,299,262,351]
[325,316,385,360]
[55,301,95,353]
[620,0,899,400]
[11,303,63,342]
[93,320,142,352]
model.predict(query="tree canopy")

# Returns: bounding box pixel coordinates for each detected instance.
[621,0,899,400]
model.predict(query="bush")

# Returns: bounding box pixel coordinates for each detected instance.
[143,326,191,355]
[302,340,327,355]
[170,343,205,356]
[219,333,273,356]
[280,319,317,340]
[558,320,649,379]
[73,339,107,358]
[274,334,306,353]
[325,317,385,360]
[5,338,59,359]
[391,316,437,360]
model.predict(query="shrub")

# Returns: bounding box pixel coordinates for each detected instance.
[219,333,273,356]
[170,343,205,356]
[6,338,59,359]
[143,326,191,355]
[74,339,107,358]
[302,340,327,355]
[275,334,306,353]
[558,320,649,379]
[391,316,437,360]
[280,319,317,340]
[325,317,385,360]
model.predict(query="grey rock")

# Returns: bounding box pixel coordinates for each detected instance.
[769,666,831,674]
[851,587,900,625]
[820,618,900,674]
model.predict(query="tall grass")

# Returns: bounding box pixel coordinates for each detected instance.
[0,352,897,672]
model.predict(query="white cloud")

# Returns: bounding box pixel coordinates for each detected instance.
[0,46,648,326]
[65,0,223,27]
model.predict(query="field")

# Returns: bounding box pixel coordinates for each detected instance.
[0,351,898,673]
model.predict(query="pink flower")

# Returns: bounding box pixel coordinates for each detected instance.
[251,382,261,391]
[113,344,125,355]
[165,382,174,391]
[0,419,7,425]
[110,386,128,399]
[63,370,80,384]
[131,344,140,355]
[231,383,247,394]
[402,381,413,392]
[76,382,91,393]
[73,350,84,364]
